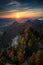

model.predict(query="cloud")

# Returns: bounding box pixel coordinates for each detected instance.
[0,1,28,12]
[7,1,20,5]
[7,1,28,8]
[0,0,43,18]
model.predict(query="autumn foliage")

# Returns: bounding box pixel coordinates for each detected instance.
[0,27,43,65]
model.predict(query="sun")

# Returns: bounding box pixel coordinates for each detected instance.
[15,13,21,22]
[15,13,20,19]
[16,15,20,18]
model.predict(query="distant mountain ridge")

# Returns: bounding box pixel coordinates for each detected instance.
[0,18,16,27]
[0,18,43,32]
[0,18,43,50]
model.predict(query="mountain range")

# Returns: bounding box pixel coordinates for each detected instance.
[0,18,43,50]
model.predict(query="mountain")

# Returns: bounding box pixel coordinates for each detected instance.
[0,18,43,31]
[0,18,16,32]
[0,18,16,27]
[0,18,43,50]
[31,19,43,31]
[0,20,32,50]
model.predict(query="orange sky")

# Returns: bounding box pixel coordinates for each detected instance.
[0,10,43,18]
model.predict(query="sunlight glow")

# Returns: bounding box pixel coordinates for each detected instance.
[15,13,20,18]
[16,15,20,18]
[0,10,43,18]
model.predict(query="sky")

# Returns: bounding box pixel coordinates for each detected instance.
[0,0,43,18]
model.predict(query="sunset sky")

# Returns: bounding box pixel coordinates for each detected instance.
[0,0,43,18]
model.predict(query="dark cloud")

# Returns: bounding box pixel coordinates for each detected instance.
[0,0,11,4]
[0,0,43,12]
[14,0,43,6]
[0,0,43,5]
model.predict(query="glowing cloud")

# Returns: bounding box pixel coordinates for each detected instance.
[0,8,43,18]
